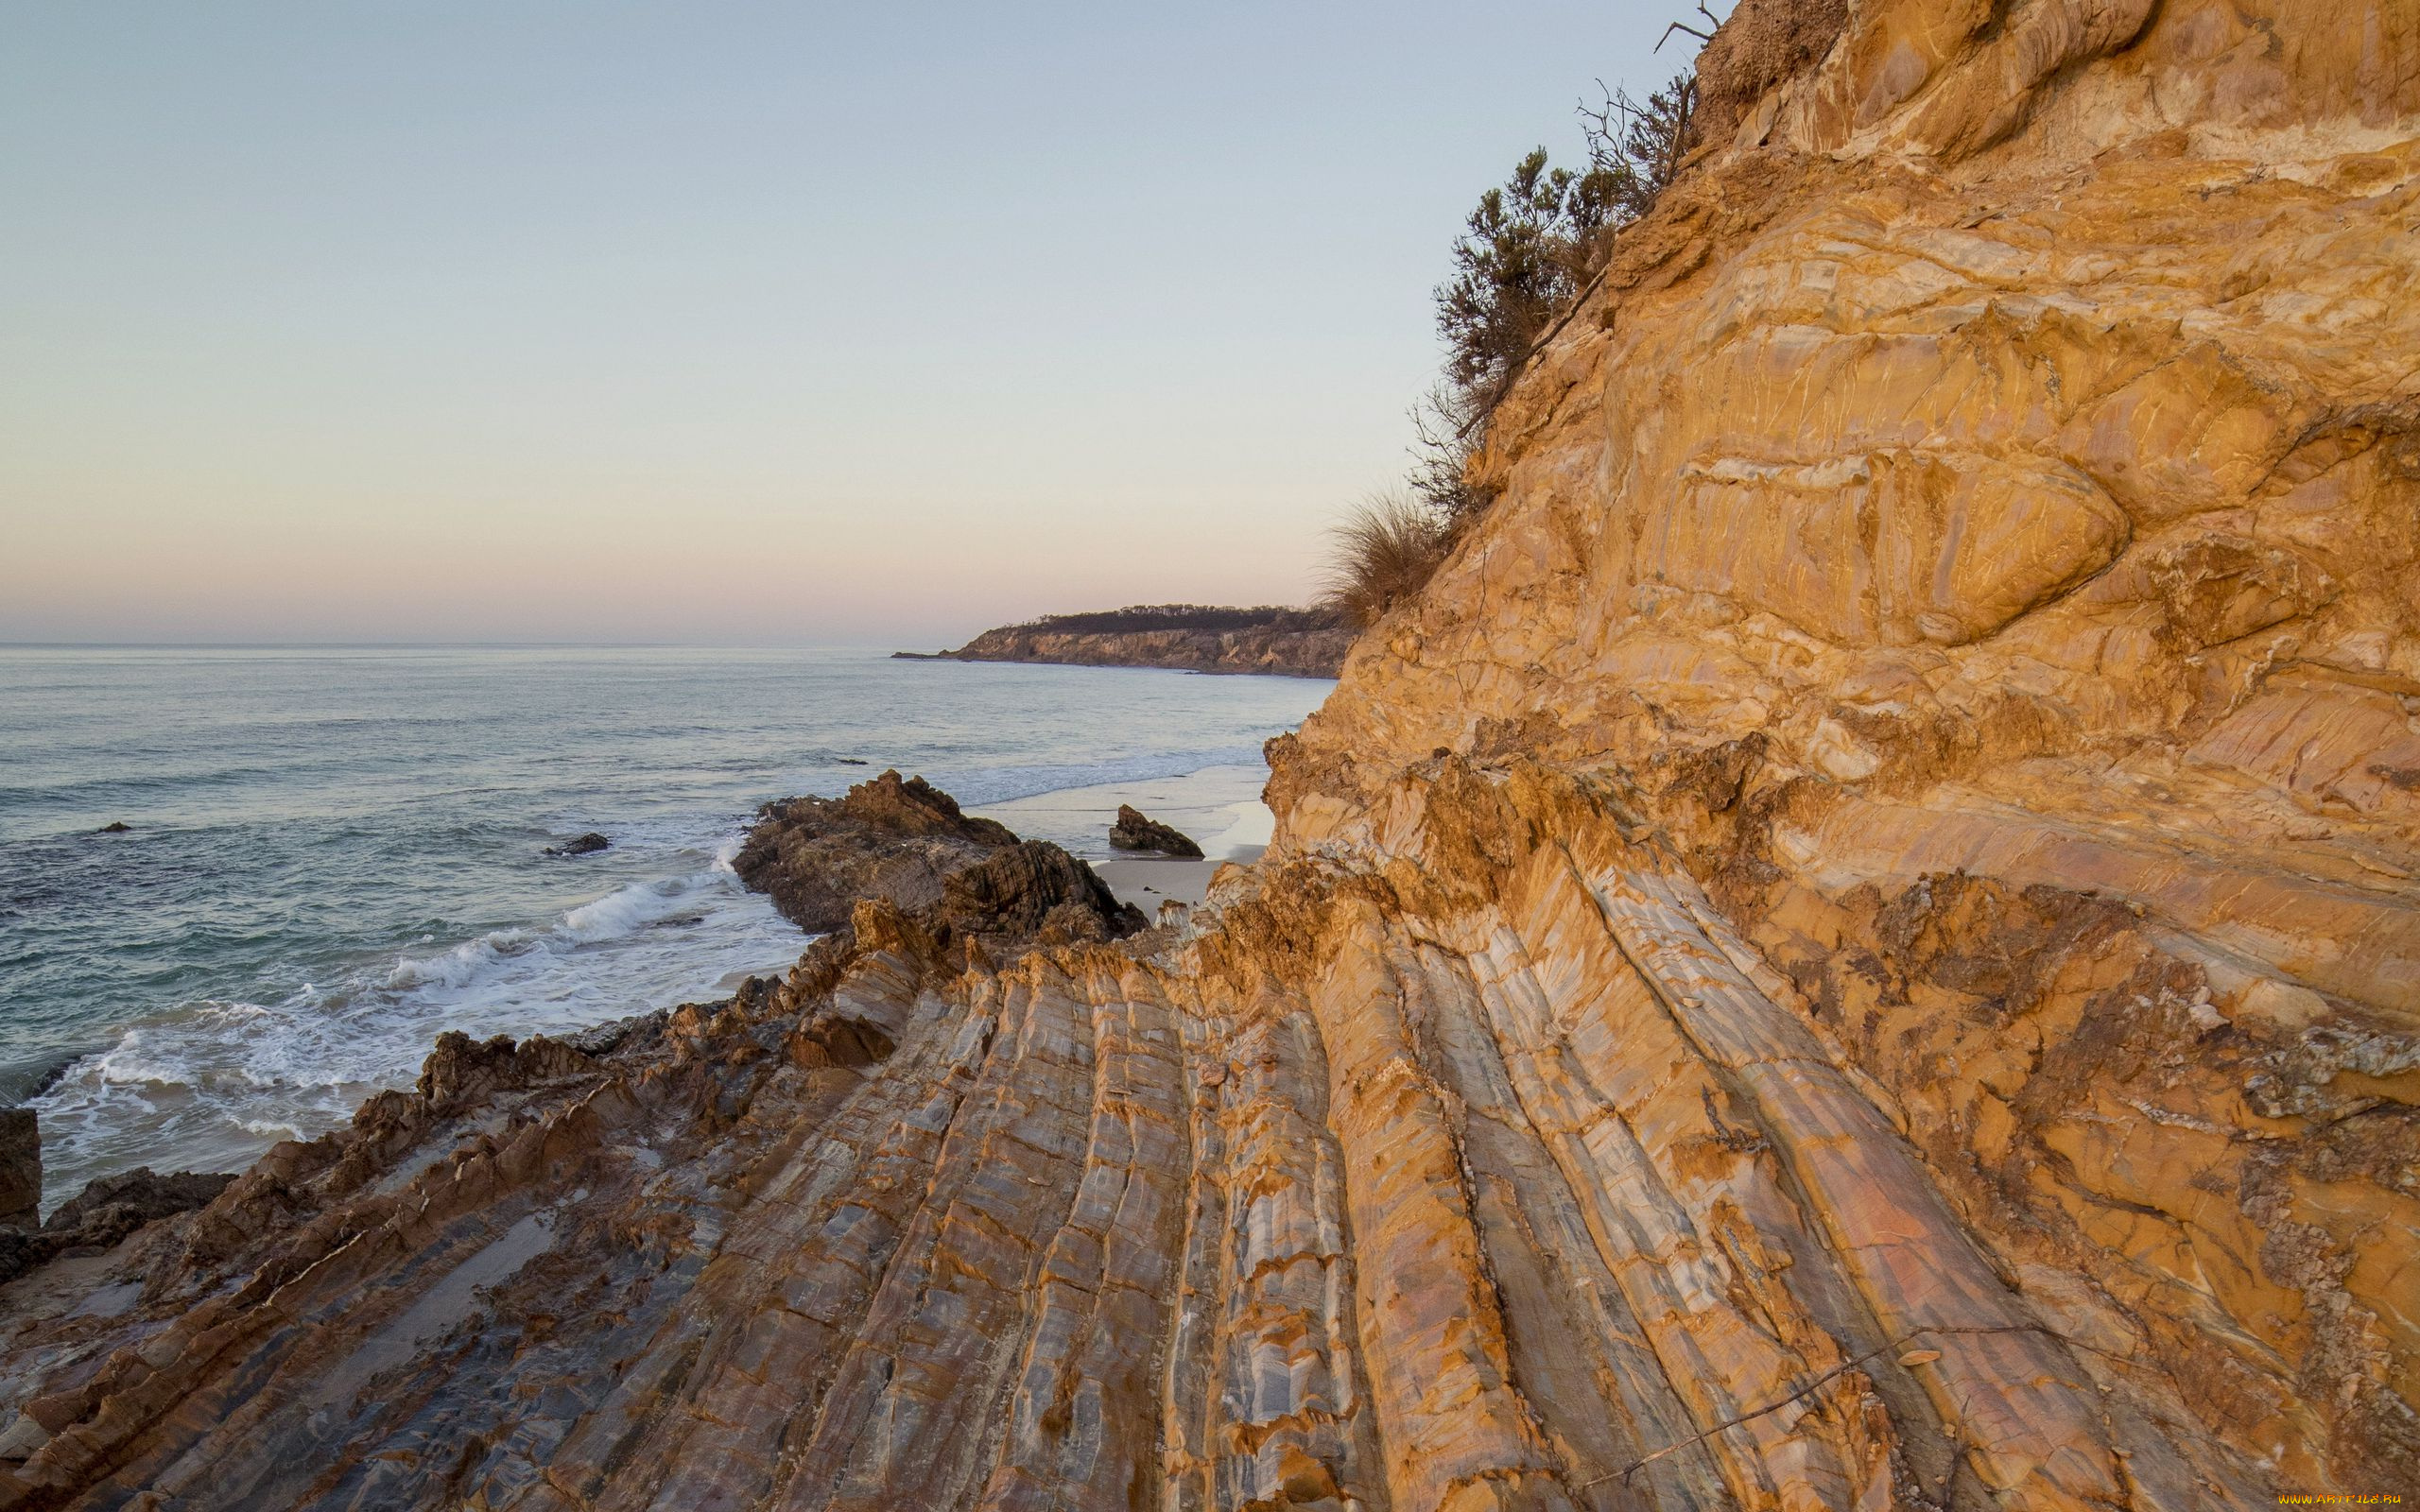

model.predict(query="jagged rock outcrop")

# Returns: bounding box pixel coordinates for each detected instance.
[735,768,1147,946]
[0,1161,234,1290]
[910,604,1353,679]
[2,4,2416,1507]
[1110,803,1205,857]
[0,1113,36,1230]
[734,769,1023,933]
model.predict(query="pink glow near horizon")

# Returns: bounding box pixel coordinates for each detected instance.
[1,2,1683,644]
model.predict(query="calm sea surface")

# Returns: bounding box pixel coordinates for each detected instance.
[0,646,1330,1208]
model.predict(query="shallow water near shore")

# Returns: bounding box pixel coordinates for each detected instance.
[0,645,1329,1210]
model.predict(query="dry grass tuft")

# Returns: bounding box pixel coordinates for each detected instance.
[1322,492,1453,629]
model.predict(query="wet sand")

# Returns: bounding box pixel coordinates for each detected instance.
[1094,846,1266,909]
[973,763,1275,913]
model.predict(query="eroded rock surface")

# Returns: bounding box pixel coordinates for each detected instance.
[734,768,1022,932]
[4,4,2417,1508]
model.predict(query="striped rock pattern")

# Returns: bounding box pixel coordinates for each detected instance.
[6,1,2420,1507]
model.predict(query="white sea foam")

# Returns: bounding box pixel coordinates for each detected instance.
[9,647,1332,1213]
[93,1037,191,1089]
[30,829,804,1203]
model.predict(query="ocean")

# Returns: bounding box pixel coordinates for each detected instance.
[0,646,1331,1211]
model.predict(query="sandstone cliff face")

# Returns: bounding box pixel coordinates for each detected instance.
[2,5,2416,1509]
[1272,0,2420,1497]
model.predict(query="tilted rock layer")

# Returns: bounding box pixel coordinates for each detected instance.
[4,3,2418,1508]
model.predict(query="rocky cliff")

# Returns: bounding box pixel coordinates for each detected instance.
[914,604,1353,679]
[3,3,2417,1508]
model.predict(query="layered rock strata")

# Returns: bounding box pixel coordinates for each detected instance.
[911,605,1352,679]
[4,2,2418,1508]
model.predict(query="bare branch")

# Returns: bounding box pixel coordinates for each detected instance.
[1655,2,1728,52]
[1575,1321,2118,1491]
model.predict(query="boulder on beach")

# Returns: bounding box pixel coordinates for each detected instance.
[544,833,611,857]
[1108,804,1203,858]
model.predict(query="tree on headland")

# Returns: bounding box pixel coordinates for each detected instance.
[1325,24,1709,627]
[1427,71,1700,499]
[1434,147,1624,420]
[1409,66,1700,533]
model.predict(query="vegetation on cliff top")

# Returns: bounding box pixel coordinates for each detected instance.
[974,604,1340,636]
[1431,74,1697,450]
[1324,31,1705,629]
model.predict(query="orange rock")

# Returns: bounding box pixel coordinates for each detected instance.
[4,4,2417,1508]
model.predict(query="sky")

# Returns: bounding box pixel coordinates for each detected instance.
[1,3,1692,645]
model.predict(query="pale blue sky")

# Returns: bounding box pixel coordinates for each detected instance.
[2,3,1689,644]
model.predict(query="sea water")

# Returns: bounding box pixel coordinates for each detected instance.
[0,645,1330,1209]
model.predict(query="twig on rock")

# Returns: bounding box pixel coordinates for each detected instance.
[1578,1321,2100,1488]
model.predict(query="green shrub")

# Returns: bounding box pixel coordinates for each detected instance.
[1334,47,1707,631]
[1418,70,1701,525]
[1434,147,1624,410]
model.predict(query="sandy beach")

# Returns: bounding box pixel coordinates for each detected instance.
[973,762,1273,912]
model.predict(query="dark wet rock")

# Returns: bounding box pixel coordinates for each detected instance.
[835,757,870,765]
[1108,804,1204,858]
[734,769,1017,933]
[0,1228,44,1292]
[566,1009,667,1057]
[0,1109,38,1229]
[544,833,611,857]
[735,770,1142,946]
[25,1060,75,1102]
[42,1169,233,1248]
[0,1056,82,1108]
[95,822,130,834]
[0,1162,234,1287]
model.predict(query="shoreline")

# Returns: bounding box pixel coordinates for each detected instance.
[5,647,1324,1217]
[10,757,1281,1217]
[969,762,1275,913]
[1092,849,1261,909]
[897,651,1338,681]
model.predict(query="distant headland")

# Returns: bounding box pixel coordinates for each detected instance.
[895,603,1350,679]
